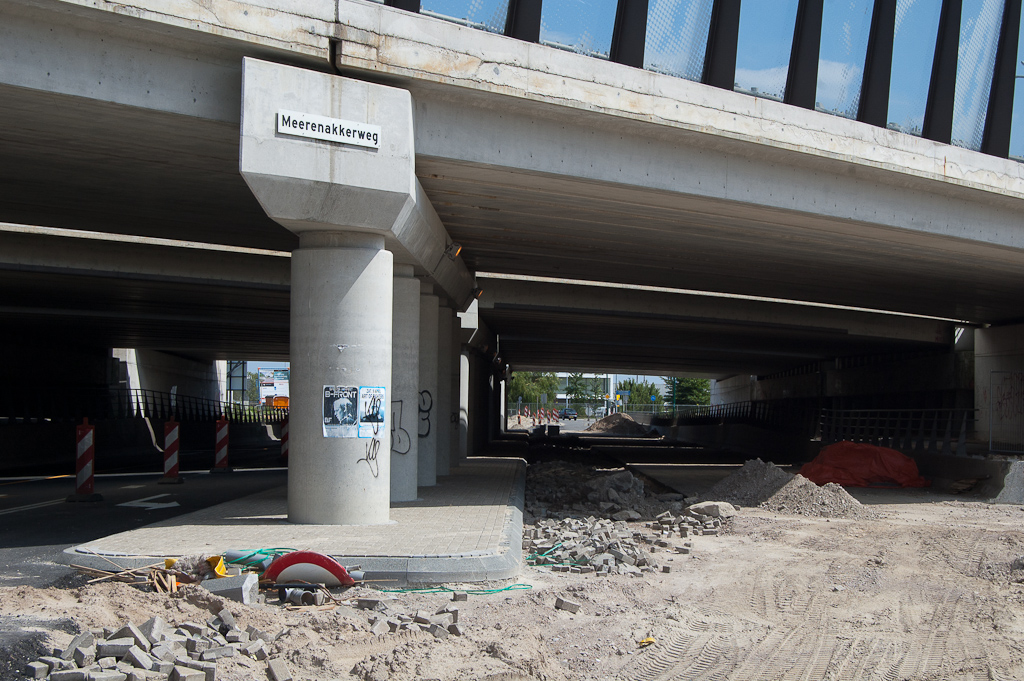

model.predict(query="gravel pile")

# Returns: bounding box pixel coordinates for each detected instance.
[694,458,868,519]
[760,475,868,518]
[693,458,795,507]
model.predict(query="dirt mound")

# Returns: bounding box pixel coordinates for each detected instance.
[584,413,650,436]
[760,475,869,518]
[694,458,795,507]
[693,459,869,520]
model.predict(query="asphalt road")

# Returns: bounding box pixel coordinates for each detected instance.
[0,468,286,588]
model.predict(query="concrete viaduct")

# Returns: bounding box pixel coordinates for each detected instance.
[2,0,1024,523]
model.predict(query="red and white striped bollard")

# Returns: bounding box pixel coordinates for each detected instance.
[211,416,230,472]
[67,417,103,502]
[159,420,183,484]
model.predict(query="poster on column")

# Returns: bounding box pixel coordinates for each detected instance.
[358,386,387,438]
[323,386,358,438]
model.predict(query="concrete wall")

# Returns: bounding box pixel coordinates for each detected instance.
[975,325,1024,444]
[711,376,755,405]
[115,348,224,401]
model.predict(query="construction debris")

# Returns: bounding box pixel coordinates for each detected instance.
[524,502,729,576]
[23,610,276,681]
[525,461,687,522]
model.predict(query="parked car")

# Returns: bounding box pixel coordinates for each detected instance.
[558,408,578,420]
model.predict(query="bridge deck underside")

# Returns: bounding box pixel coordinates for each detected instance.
[481,307,942,376]
[1,79,1022,370]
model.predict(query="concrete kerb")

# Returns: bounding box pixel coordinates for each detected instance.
[60,459,527,585]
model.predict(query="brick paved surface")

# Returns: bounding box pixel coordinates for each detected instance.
[78,458,521,559]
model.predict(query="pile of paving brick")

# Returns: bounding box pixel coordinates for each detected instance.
[524,461,687,522]
[23,609,285,681]
[354,595,465,640]
[523,502,731,576]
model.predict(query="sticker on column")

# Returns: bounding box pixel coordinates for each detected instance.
[323,386,358,438]
[358,386,386,438]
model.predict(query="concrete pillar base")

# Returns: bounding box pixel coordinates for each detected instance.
[288,232,393,526]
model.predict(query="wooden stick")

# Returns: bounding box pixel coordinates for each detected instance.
[88,562,163,584]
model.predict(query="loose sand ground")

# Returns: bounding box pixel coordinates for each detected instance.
[5,489,1024,680]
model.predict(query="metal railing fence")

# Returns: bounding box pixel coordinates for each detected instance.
[0,388,287,424]
[820,408,972,456]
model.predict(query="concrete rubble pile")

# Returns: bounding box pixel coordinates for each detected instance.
[354,595,467,639]
[524,502,734,576]
[23,609,285,681]
[525,461,687,522]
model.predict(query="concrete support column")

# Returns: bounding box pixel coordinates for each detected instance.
[454,317,467,467]
[458,351,470,464]
[288,232,393,525]
[391,265,420,502]
[436,305,453,477]
[417,284,439,487]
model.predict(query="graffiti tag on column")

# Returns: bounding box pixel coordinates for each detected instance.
[418,390,433,438]
[358,437,381,478]
[356,386,386,477]
[391,400,411,455]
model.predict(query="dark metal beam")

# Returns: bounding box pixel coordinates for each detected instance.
[385,0,420,13]
[982,0,1022,158]
[610,0,649,68]
[505,0,543,43]
[785,0,823,109]
[922,0,961,144]
[703,0,740,89]
[858,0,896,127]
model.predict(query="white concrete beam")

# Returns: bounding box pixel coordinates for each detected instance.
[239,58,474,309]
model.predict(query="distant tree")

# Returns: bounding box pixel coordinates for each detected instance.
[507,372,559,406]
[663,377,711,406]
[566,373,602,402]
[616,378,661,406]
[245,371,261,405]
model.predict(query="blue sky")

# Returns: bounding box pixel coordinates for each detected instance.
[418,0,1023,153]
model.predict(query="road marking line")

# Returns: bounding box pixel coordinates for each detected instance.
[118,494,180,510]
[0,499,65,515]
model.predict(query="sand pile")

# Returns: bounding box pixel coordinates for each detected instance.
[696,459,868,519]
[584,413,650,436]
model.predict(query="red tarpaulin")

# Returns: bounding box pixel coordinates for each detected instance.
[800,441,930,488]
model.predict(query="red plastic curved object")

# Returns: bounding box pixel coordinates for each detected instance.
[263,550,355,587]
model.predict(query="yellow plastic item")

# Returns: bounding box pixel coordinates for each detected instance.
[638,637,656,648]
[207,555,228,578]
[164,558,178,570]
